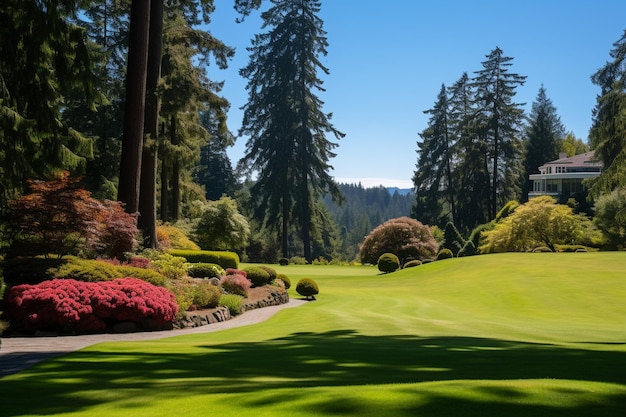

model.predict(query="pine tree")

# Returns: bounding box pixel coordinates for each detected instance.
[239,0,343,262]
[589,29,626,198]
[472,47,526,219]
[412,84,456,226]
[522,85,565,201]
[0,0,97,208]
[448,72,490,232]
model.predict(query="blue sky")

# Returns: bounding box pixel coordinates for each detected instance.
[207,0,626,189]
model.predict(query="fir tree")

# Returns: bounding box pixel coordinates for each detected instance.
[0,0,97,207]
[472,47,526,219]
[522,85,565,201]
[239,0,343,262]
[589,29,626,197]
[413,84,456,226]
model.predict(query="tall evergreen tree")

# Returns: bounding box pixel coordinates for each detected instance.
[239,0,343,262]
[69,1,128,200]
[472,47,526,219]
[195,110,238,201]
[589,29,626,198]
[448,72,490,232]
[522,85,565,201]
[413,84,456,226]
[159,10,233,222]
[0,0,97,208]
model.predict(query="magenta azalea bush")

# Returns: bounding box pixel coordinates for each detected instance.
[4,278,178,334]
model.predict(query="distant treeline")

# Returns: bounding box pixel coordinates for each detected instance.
[323,183,415,260]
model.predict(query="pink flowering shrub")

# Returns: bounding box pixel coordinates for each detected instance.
[221,273,251,297]
[225,268,247,278]
[4,278,178,334]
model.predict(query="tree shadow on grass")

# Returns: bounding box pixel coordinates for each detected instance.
[1,330,625,416]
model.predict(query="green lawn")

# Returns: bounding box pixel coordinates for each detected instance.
[2,253,626,416]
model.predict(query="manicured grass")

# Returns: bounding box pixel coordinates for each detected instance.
[2,253,626,416]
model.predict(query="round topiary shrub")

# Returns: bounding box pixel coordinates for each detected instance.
[276,273,291,289]
[278,258,289,266]
[244,266,272,287]
[377,253,400,273]
[187,263,225,279]
[296,278,319,300]
[436,248,453,260]
[403,259,422,268]
[258,265,277,282]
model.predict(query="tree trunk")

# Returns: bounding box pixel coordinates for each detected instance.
[171,115,180,221]
[137,0,163,248]
[118,0,150,214]
[282,196,289,259]
[302,171,312,263]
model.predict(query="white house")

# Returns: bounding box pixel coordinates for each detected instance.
[528,151,602,199]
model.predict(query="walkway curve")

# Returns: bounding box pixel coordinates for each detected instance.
[0,298,308,377]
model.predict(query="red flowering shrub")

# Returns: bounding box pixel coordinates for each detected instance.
[5,172,138,259]
[4,278,178,334]
[221,273,251,297]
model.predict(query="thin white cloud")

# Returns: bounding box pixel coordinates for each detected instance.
[335,177,413,189]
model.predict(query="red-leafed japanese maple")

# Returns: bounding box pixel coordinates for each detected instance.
[6,171,138,259]
[4,278,178,334]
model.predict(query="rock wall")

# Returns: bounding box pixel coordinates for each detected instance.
[174,288,289,330]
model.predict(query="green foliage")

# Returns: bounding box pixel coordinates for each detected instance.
[495,201,520,222]
[148,253,188,280]
[244,266,272,287]
[594,187,626,249]
[289,256,308,265]
[1,257,64,286]
[276,273,291,289]
[377,253,400,273]
[219,294,244,316]
[0,0,98,206]
[442,222,465,256]
[403,259,422,268]
[191,281,221,309]
[187,263,225,279]
[193,197,250,251]
[589,30,626,198]
[156,224,200,250]
[238,0,343,263]
[469,222,495,252]
[457,240,477,257]
[480,196,603,253]
[359,217,438,264]
[258,265,278,281]
[51,258,120,282]
[167,278,196,316]
[296,278,319,300]
[436,248,454,260]
[279,258,289,266]
[522,86,565,201]
[169,249,239,269]
[116,266,167,287]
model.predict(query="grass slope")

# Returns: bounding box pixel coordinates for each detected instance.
[2,253,625,416]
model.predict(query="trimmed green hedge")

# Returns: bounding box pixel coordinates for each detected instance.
[169,249,239,269]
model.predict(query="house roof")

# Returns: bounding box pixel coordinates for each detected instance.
[541,151,602,168]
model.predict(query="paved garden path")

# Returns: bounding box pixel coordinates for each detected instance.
[0,299,308,377]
